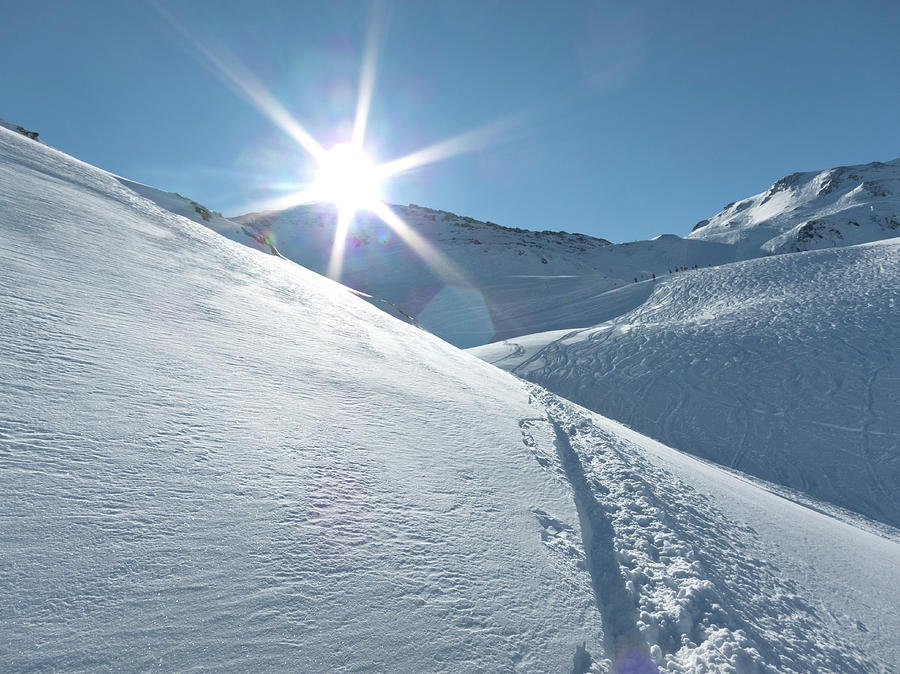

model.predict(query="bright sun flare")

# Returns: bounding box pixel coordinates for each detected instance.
[160,3,489,283]
[314,143,383,213]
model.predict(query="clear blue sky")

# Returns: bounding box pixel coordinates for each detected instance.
[2,0,899,241]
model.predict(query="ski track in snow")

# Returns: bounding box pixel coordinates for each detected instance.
[524,390,879,673]
[550,418,648,662]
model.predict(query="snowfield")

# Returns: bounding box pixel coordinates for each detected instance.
[0,126,603,671]
[2,124,900,672]
[472,240,900,528]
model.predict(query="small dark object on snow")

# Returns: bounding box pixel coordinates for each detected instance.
[572,641,592,674]
[14,125,39,140]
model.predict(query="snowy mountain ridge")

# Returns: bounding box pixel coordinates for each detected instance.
[239,201,615,256]
[221,156,900,348]
[688,158,900,256]
[232,202,739,347]
[0,117,41,143]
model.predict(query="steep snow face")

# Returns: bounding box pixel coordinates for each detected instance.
[0,126,604,671]
[473,241,900,527]
[234,204,736,347]
[688,158,900,255]
[2,125,900,672]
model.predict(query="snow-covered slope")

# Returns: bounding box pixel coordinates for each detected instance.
[0,124,603,671]
[472,241,900,528]
[688,158,900,256]
[113,177,262,246]
[234,204,736,347]
[3,124,900,671]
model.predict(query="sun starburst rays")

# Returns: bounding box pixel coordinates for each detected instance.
[152,3,326,162]
[153,1,513,285]
[376,115,519,179]
[314,143,383,214]
[371,202,465,284]
[327,207,355,281]
[351,2,385,149]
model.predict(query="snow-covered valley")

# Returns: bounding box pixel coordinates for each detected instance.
[218,158,900,351]
[2,123,900,672]
[229,203,742,348]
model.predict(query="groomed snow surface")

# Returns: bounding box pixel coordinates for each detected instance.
[2,125,899,672]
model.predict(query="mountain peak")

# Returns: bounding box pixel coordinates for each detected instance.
[688,157,900,253]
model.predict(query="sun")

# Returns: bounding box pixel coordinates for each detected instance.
[161,3,480,283]
[314,143,383,213]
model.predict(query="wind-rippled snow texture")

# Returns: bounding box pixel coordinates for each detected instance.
[0,127,603,671]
